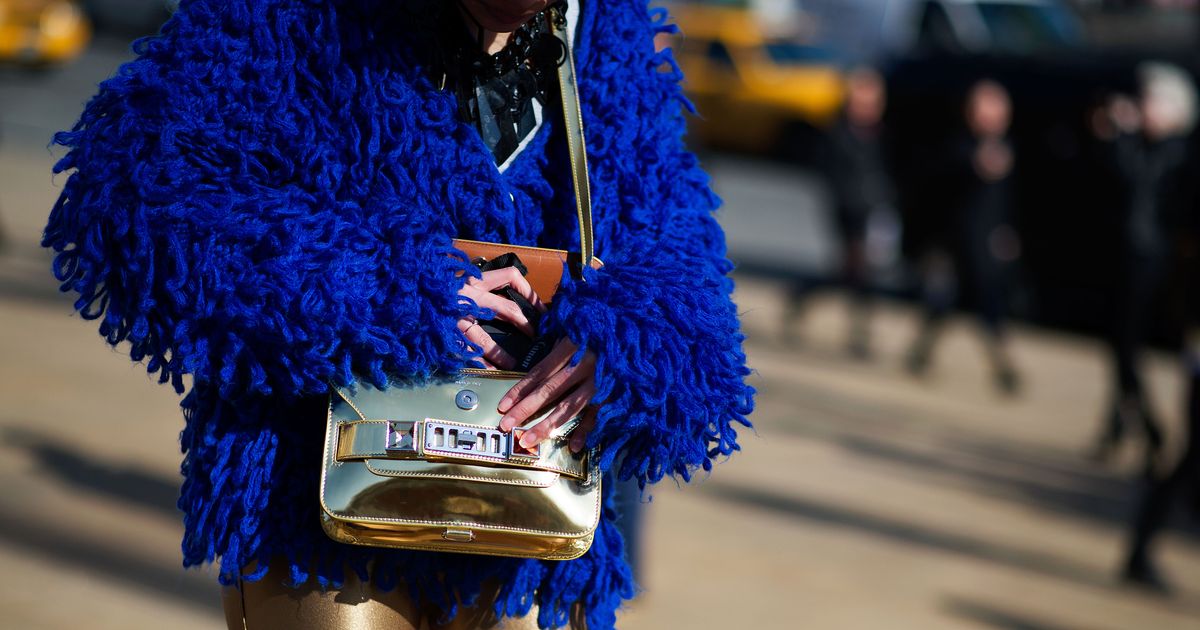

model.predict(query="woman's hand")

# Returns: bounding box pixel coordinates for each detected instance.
[498,337,598,454]
[457,267,546,370]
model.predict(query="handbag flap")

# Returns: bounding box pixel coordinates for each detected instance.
[329,375,590,480]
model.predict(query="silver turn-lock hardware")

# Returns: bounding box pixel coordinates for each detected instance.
[455,389,479,411]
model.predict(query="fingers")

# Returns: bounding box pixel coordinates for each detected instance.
[458,318,516,370]
[499,358,590,432]
[569,406,597,454]
[468,267,547,313]
[460,285,536,337]
[516,380,596,450]
[497,339,579,422]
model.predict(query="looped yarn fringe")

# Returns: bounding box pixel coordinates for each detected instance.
[41,1,754,627]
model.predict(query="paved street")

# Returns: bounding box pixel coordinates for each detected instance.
[2,38,1200,630]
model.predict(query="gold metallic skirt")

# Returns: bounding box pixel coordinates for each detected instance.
[222,559,584,629]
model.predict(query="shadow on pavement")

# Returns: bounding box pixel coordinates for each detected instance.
[704,479,1101,587]
[942,596,1104,630]
[705,478,1200,613]
[836,433,1137,528]
[0,505,222,618]
[3,426,180,519]
[0,241,73,307]
[0,427,221,616]
[756,375,1162,531]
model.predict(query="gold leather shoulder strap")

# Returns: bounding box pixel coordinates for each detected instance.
[549,7,594,280]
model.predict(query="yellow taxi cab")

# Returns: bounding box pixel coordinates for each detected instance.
[0,0,90,66]
[664,1,844,157]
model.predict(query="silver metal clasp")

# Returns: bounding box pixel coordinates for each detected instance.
[423,420,510,460]
[442,528,475,543]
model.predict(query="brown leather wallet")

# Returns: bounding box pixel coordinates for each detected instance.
[453,238,603,303]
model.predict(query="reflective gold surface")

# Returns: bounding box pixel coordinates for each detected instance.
[223,559,564,629]
[321,375,600,560]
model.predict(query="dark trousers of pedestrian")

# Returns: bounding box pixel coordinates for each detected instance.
[1099,252,1167,459]
[784,208,873,357]
[915,243,1009,336]
[907,238,1016,393]
[1123,368,1200,587]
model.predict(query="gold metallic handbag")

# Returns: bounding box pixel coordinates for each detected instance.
[319,7,602,561]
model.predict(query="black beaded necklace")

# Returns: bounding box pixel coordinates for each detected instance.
[436,1,567,165]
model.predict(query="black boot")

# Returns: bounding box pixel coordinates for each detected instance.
[847,319,872,361]
[1121,552,1171,594]
[985,339,1020,396]
[1088,403,1126,464]
[781,280,810,347]
[1138,401,1166,477]
[994,363,1021,396]
[906,325,937,377]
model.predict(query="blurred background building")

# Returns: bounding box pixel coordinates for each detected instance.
[2,0,1200,628]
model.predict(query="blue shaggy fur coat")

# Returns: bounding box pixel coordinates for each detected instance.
[41,0,754,627]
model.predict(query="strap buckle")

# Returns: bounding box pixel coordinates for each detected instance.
[384,420,418,454]
[387,419,542,463]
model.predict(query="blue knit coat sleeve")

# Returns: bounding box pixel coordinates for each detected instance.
[546,2,755,487]
[41,2,476,403]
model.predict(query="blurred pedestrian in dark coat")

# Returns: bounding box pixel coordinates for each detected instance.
[1122,163,1200,592]
[1090,62,1197,470]
[906,80,1021,393]
[784,67,896,357]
